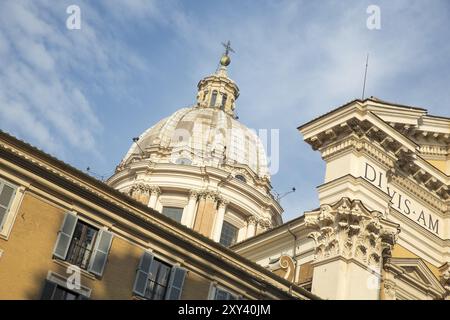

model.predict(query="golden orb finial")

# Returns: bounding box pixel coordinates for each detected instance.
[220,54,231,66]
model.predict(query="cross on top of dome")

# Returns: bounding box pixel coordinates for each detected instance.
[220,41,234,67]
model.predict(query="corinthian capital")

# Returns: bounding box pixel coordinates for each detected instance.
[305,197,400,268]
[189,190,199,200]
[148,185,161,196]
[218,198,229,209]
[198,189,220,202]
[247,216,257,225]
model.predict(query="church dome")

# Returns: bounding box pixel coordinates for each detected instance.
[108,44,283,244]
[121,106,270,179]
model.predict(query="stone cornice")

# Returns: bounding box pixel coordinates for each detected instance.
[383,258,446,298]
[309,118,449,201]
[390,174,447,213]
[108,161,283,215]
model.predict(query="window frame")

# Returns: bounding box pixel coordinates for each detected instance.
[53,212,113,277]
[144,257,172,300]
[0,176,24,240]
[133,250,187,300]
[210,90,218,107]
[219,220,239,247]
[65,220,99,271]
[43,271,91,299]
[161,206,184,223]
[209,283,240,300]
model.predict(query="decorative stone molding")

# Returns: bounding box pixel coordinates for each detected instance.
[129,183,150,196]
[218,199,229,209]
[258,218,272,230]
[305,197,400,268]
[307,117,449,201]
[247,216,257,225]
[279,255,295,282]
[148,185,161,196]
[198,190,221,202]
[383,280,397,300]
[440,263,450,298]
[128,183,156,205]
[189,190,199,200]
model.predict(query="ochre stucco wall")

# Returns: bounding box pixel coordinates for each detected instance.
[391,244,440,277]
[0,192,215,300]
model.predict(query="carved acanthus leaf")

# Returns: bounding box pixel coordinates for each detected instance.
[306,197,400,268]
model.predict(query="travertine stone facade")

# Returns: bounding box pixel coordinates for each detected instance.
[233,97,450,300]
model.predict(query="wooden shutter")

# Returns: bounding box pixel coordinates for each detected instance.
[165,266,186,300]
[0,179,17,231]
[40,280,57,300]
[88,229,113,276]
[53,212,78,259]
[133,251,154,297]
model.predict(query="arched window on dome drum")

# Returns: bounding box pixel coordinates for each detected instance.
[235,175,246,183]
[175,158,192,165]
[220,94,227,110]
[210,91,218,107]
[219,221,239,247]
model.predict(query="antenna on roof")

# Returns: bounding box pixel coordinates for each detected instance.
[132,137,145,156]
[86,167,111,181]
[274,187,296,202]
[361,53,369,100]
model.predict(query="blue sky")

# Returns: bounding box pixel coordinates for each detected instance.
[0,0,449,222]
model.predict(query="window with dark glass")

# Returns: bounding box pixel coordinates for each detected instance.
[210,91,218,107]
[219,221,239,247]
[144,259,171,300]
[235,174,246,183]
[66,221,98,270]
[162,207,183,223]
[214,287,237,300]
[41,280,87,300]
[0,177,17,231]
[220,94,227,109]
[175,158,192,165]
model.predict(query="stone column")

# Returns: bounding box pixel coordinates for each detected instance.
[193,190,220,238]
[148,186,161,209]
[129,183,151,205]
[306,197,399,300]
[245,216,257,239]
[212,199,228,242]
[181,191,198,228]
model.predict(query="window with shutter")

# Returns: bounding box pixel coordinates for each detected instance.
[88,229,113,276]
[40,280,88,300]
[133,252,186,300]
[133,251,154,297]
[165,266,186,300]
[213,286,238,300]
[53,213,113,277]
[0,178,17,232]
